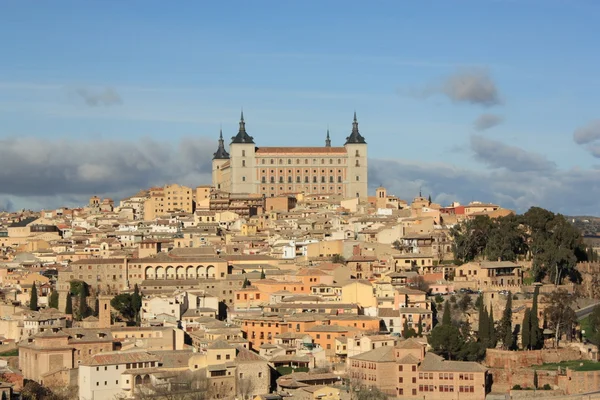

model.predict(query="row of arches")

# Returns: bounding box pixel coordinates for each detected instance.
[144,265,216,280]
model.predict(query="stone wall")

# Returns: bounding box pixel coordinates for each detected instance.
[577,262,600,299]
[490,367,557,393]
[561,369,600,395]
[485,348,581,370]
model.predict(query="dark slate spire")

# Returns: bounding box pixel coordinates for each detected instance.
[231,110,255,144]
[213,129,230,160]
[325,128,331,147]
[345,111,366,144]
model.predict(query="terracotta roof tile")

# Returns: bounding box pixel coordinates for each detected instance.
[255,147,347,154]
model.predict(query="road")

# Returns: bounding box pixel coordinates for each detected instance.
[576,301,600,320]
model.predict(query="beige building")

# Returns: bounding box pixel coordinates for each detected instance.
[348,339,488,399]
[212,112,368,199]
[143,184,194,220]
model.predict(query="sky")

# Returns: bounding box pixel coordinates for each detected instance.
[1,0,599,215]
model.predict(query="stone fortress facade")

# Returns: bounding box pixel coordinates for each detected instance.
[212,112,368,199]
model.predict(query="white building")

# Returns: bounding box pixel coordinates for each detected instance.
[78,351,159,400]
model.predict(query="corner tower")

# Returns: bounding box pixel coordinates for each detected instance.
[212,129,230,191]
[229,111,257,194]
[344,112,368,199]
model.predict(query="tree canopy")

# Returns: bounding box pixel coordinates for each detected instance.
[111,293,137,322]
[450,207,587,284]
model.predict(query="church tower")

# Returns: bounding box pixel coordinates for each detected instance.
[344,112,368,199]
[229,111,257,194]
[212,129,230,191]
[325,128,331,147]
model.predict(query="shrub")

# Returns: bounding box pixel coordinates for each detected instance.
[449,295,457,303]
[543,384,552,390]
[512,384,522,390]
[435,294,444,304]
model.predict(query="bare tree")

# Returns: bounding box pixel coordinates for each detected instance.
[236,376,254,400]
[133,370,211,400]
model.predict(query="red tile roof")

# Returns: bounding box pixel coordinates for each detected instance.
[255,147,347,154]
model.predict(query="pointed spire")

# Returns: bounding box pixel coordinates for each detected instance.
[231,110,255,144]
[325,127,331,147]
[213,128,230,160]
[345,111,366,145]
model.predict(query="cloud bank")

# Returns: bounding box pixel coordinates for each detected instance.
[0,136,215,211]
[415,69,502,107]
[75,87,122,107]
[473,113,503,131]
[0,135,597,216]
[573,120,600,159]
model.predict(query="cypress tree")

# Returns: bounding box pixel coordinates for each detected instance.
[489,306,497,348]
[501,292,514,349]
[442,301,451,325]
[132,284,142,322]
[2,390,7,400]
[522,308,531,350]
[78,288,88,320]
[65,293,73,315]
[417,315,423,337]
[533,370,538,389]
[530,286,543,349]
[242,277,250,288]
[478,299,488,343]
[260,268,266,279]
[29,282,38,311]
[48,290,59,309]
[403,319,410,338]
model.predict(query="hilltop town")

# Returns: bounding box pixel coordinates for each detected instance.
[0,116,598,400]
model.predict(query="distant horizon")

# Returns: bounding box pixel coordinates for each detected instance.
[1,1,599,215]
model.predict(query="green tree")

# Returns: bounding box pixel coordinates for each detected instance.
[478,301,489,344]
[523,208,586,284]
[242,277,250,288]
[1,390,7,400]
[489,306,497,348]
[499,292,514,349]
[330,254,345,264]
[417,315,423,337]
[530,286,544,349]
[111,293,136,322]
[78,287,88,320]
[48,289,59,309]
[485,215,527,261]
[458,340,486,362]
[65,293,73,315]
[402,319,416,339]
[544,289,577,347]
[533,370,538,389]
[260,268,266,279]
[475,294,483,309]
[451,215,494,263]
[69,280,88,296]
[458,295,472,311]
[587,305,600,345]
[429,324,465,360]
[522,308,531,350]
[132,284,142,326]
[442,301,451,325]
[29,282,38,311]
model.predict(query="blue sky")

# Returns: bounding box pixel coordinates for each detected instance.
[1,1,599,214]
